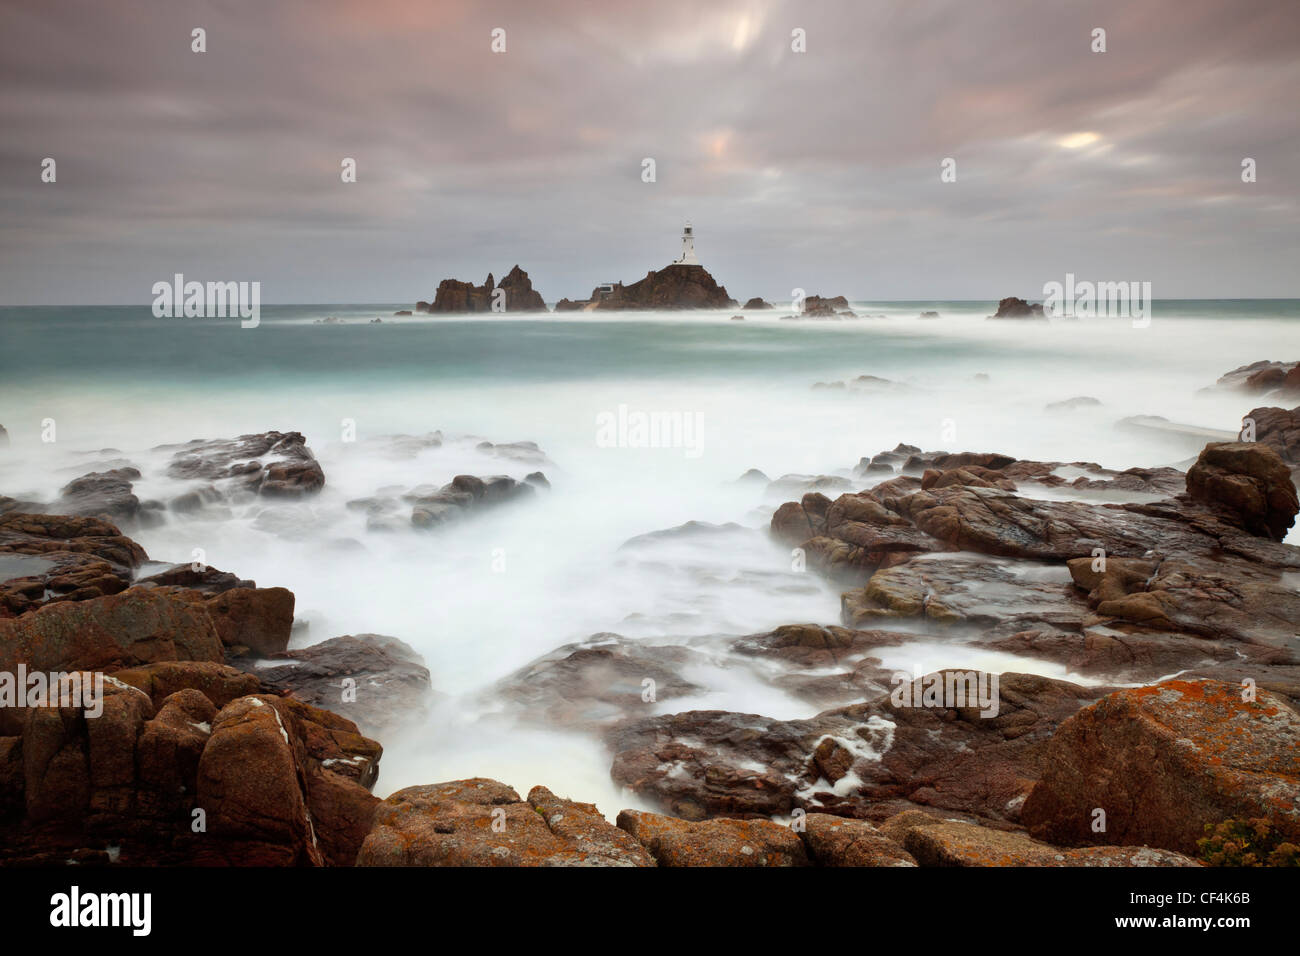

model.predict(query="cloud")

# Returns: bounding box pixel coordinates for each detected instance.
[1,0,1297,302]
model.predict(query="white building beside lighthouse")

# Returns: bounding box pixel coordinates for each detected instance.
[672,222,701,266]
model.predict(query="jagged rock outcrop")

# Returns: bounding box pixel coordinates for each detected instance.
[1210,360,1300,396]
[1021,680,1300,855]
[431,275,493,313]
[495,265,546,311]
[0,663,381,865]
[591,264,737,311]
[1186,441,1298,540]
[1244,405,1300,469]
[802,295,850,316]
[429,265,547,313]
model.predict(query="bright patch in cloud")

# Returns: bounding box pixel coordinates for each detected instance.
[1058,131,1101,149]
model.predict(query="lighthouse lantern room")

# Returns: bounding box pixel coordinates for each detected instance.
[673,222,700,266]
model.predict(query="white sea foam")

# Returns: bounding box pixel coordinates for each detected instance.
[1,305,1295,804]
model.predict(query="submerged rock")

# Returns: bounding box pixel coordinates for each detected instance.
[250,633,433,737]
[349,472,540,531]
[160,431,325,500]
[495,634,704,732]
[1045,396,1102,412]
[54,467,163,528]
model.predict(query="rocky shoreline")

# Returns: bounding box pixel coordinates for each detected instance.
[0,367,1298,867]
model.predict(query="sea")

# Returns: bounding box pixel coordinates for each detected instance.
[1,299,1296,812]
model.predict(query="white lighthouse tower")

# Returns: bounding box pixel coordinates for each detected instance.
[673,222,701,266]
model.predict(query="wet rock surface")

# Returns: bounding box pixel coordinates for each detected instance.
[0,513,146,616]
[247,633,433,738]
[159,431,325,501]
[495,634,705,733]
[3,410,1299,868]
[605,672,1109,825]
[1186,441,1298,540]
[349,473,541,531]
[1209,360,1300,397]
[55,467,163,528]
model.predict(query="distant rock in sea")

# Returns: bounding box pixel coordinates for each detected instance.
[429,265,546,313]
[589,264,738,311]
[743,297,772,310]
[804,295,850,316]
[990,296,1046,319]
[1045,396,1101,412]
[1204,359,1300,397]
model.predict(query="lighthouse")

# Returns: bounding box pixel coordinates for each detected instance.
[673,222,701,266]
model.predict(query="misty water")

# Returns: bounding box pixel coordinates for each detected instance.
[1,300,1295,813]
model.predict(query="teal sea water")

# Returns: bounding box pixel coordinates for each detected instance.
[2,300,1297,805]
[4,299,1299,389]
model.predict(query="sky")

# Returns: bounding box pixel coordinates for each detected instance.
[1,0,1298,304]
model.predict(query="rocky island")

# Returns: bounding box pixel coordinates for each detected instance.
[422,265,547,313]
[423,225,738,313]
